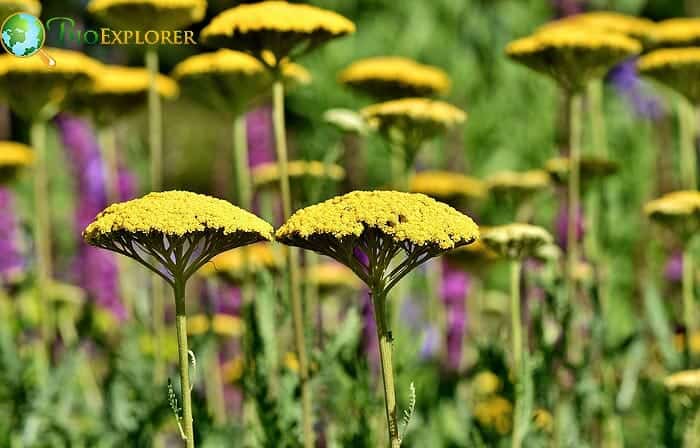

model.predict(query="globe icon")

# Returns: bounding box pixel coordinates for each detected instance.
[1,12,45,58]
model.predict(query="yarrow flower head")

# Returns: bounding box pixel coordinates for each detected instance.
[276,190,479,293]
[323,108,370,135]
[644,190,700,241]
[0,48,101,119]
[487,169,551,205]
[199,242,279,283]
[338,56,451,99]
[0,0,40,17]
[482,223,553,260]
[410,170,487,202]
[542,12,655,42]
[83,190,273,285]
[0,141,33,184]
[87,0,207,32]
[172,49,310,116]
[200,1,355,70]
[473,395,513,435]
[651,18,700,48]
[71,65,178,127]
[544,155,619,185]
[506,26,641,92]
[361,98,466,164]
[187,313,244,337]
[638,48,700,105]
[665,369,700,397]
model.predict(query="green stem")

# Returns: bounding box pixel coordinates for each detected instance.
[567,93,583,303]
[683,247,696,364]
[174,279,195,448]
[146,48,167,382]
[30,120,51,346]
[371,289,401,448]
[272,79,313,448]
[206,339,227,424]
[587,80,607,158]
[233,114,252,209]
[390,142,406,191]
[679,99,697,190]
[510,258,524,448]
[97,126,120,204]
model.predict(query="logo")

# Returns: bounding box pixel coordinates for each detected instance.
[1,12,55,66]
[46,17,197,46]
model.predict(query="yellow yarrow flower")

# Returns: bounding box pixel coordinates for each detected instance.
[638,48,700,104]
[201,1,355,67]
[0,141,34,184]
[473,395,513,435]
[410,170,487,201]
[674,331,700,355]
[71,65,178,126]
[544,156,618,184]
[533,408,554,433]
[339,56,451,99]
[277,191,479,292]
[482,223,553,260]
[306,262,362,291]
[172,49,310,116]
[0,48,101,119]
[472,370,502,396]
[221,357,244,383]
[187,314,210,335]
[284,351,300,373]
[644,190,700,239]
[651,18,700,48]
[84,191,273,284]
[212,314,243,337]
[252,160,345,189]
[541,12,654,41]
[0,0,40,17]
[87,0,206,32]
[665,369,700,397]
[506,27,641,92]
[487,169,551,199]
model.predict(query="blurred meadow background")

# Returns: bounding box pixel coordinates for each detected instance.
[2,0,700,446]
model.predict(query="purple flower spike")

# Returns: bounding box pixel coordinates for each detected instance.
[0,187,25,283]
[665,250,683,284]
[420,325,440,360]
[441,260,471,371]
[607,58,664,120]
[555,201,585,250]
[55,114,126,320]
[246,105,275,168]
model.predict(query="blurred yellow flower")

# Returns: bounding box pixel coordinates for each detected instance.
[410,170,487,201]
[473,395,513,435]
[541,12,654,41]
[172,49,310,115]
[486,169,551,196]
[544,156,618,184]
[0,0,40,17]
[187,314,210,335]
[445,237,500,273]
[0,48,101,119]
[221,357,244,383]
[651,18,700,48]
[644,190,700,240]
[88,0,206,31]
[533,408,554,433]
[71,65,178,126]
[0,141,33,184]
[472,370,502,396]
[252,160,345,189]
[212,314,244,337]
[199,242,279,281]
[362,97,466,131]
[674,331,700,355]
[276,191,479,251]
[638,48,700,104]
[665,369,700,396]
[284,351,300,373]
[339,56,451,99]
[482,223,553,260]
[201,1,355,65]
[506,27,641,92]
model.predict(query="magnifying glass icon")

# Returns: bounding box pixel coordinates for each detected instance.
[1,12,55,66]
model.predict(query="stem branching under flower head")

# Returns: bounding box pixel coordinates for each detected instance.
[276,190,479,293]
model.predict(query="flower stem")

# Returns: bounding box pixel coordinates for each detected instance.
[567,93,583,303]
[233,114,252,209]
[510,258,524,448]
[174,278,195,448]
[371,289,401,448]
[272,79,313,448]
[97,126,120,204]
[679,98,697,190]
[683,247,697,364]
[30,120,52,346]
[146,47,167,383]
